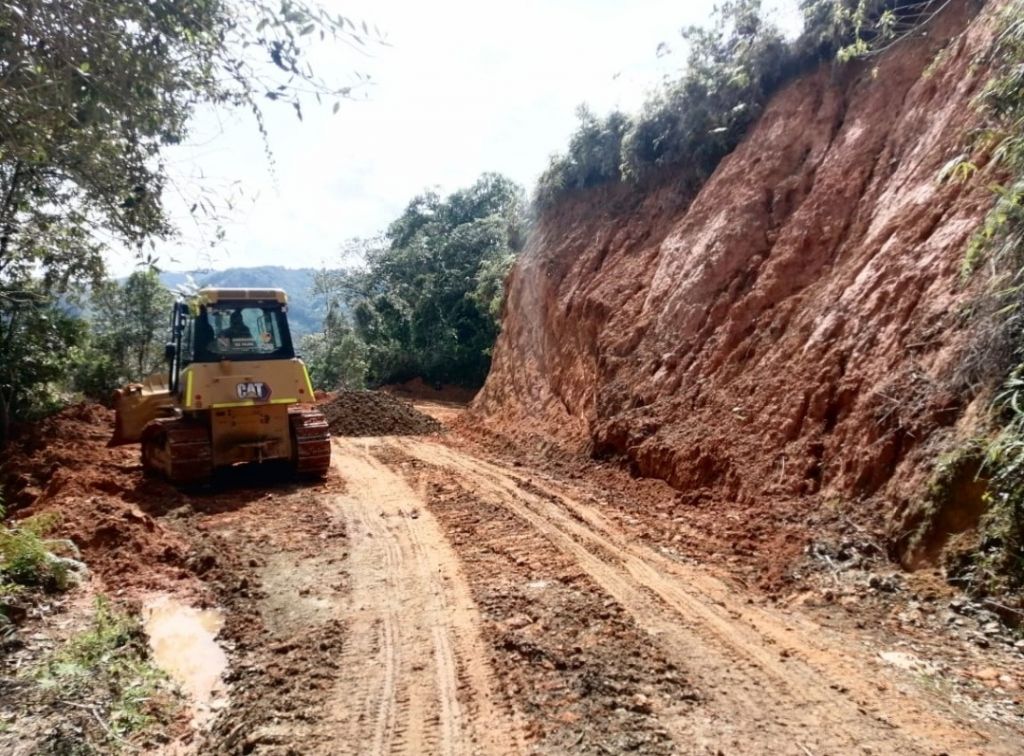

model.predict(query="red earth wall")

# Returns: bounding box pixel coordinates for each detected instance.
[475,1,1003,536]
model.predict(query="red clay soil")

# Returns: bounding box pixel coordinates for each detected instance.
[475,1,1003,568]
[1,404,198,596]
[321,389,445,437]
[382,377,479,404]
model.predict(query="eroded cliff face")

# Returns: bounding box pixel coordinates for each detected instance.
[476,1,1002,537]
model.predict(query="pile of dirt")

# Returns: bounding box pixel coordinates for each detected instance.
[321,390,444,437]
[382,377,478,404]
[1,403,196,595]
[475,3,999,568]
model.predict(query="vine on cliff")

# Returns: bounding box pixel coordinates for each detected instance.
[958,1,1024,600]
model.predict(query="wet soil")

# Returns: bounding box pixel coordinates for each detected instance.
[2,402,1023,754]
[320,390,444,437]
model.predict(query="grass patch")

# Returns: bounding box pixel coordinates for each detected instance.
[32,596,179,752]
[0,497,78,627]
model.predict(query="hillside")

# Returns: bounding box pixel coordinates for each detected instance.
[158,266,322,336]
[6,3,1024,754]
[476,2,1003,575]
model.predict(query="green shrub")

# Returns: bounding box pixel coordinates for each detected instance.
[949,2,1024,599]
[534,1,949,207]
[331,173,526,388]
[300,328,369,390]
[535,107,632,207]
[963,3,1024,276]
[971,369,1024,596]
[620,1,791,185]
[0,512,70,594]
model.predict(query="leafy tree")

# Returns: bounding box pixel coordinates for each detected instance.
[300,329,369,390]
[0,0,376,438]
[0,290,85,443]
[73,270,174,399]
[300,265,370,389]
[310,174,525,390]
[0,0,373,285]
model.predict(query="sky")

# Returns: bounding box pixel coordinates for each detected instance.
[106,0,803,276]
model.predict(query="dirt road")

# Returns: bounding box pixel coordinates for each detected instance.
[327,438,523,755]
[188,430,1022,755]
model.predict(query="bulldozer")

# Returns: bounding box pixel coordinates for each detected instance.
[109,287,331,483]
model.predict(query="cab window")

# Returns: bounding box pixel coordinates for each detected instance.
[191,302,294,362]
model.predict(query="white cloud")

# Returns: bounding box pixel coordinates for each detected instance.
[107,0,801,276]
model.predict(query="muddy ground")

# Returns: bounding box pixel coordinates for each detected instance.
[1,400,1023,754]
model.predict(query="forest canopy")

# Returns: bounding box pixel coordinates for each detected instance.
[535,0,952,207]
[302,173,526,391]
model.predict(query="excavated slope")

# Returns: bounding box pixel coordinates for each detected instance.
[476,2,1002,529]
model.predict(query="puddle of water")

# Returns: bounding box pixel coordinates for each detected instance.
[143,595,227,726]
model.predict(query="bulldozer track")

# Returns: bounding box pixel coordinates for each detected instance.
[132,422,1023,755]
[396,437,1022,756]
[142,418,213,484]
[289,407,332,476]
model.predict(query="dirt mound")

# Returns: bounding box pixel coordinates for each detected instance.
[475,5,999,565]
[321,390,444,437]
[1,403,195,595]
[381,377,478,404]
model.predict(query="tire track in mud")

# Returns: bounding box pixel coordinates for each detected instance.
[395,438,1021,756]
[328,437,523,756]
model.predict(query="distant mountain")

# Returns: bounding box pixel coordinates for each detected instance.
[159,266,324,337]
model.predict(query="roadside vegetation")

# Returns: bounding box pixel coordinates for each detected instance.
[0,512,69,596]
[946,0,1024,604]
[302,173,526,390]
[0,0,380,445]
[18,597,178,752]
[535,0,955,207]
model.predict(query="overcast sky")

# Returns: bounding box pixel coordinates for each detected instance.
[107,0,802,276]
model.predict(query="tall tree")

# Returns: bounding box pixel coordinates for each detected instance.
[85,270,175,388]
[346,173,526,388]
[0,0,376,285]
[0,0,378,440]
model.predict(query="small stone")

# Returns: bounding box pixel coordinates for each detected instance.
[630,693,653,714]
[504,614,534,630]
[974,667,1001,682]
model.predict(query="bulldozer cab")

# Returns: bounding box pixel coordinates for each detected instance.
[187,301,293,363]
[168,289,296,391]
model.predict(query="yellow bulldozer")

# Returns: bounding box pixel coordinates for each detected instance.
[109,287,331,483]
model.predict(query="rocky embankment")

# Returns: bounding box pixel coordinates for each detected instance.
[476,0,1003,568]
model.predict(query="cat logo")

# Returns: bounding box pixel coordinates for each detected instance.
[236,381,272,401]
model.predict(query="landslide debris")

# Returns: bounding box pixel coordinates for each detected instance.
[0,404,194,595]
[321,389,444,437]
